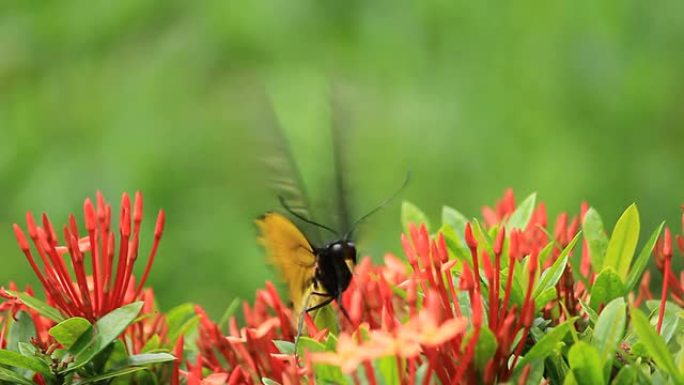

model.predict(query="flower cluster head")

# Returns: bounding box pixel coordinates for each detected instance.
[9,191,165,322]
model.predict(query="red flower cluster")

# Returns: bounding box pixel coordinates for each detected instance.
[186,282,304,384]
[10,192,165,322]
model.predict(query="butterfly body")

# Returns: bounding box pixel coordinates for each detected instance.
[310,241,356,315]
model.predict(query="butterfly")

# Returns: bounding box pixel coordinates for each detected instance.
[254,89,408,331]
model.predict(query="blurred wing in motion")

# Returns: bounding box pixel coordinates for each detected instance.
[256,212,317,313]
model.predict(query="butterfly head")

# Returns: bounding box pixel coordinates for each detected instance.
[327,240,357,264]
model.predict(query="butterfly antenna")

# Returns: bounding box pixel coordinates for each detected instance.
[344,172,411,240]
[278,195,340,237]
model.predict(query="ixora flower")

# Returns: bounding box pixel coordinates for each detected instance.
[7,191,165,322]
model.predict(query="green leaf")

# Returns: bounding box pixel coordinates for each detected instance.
[73,367,147,385]
[0,349,53,378]
[401,201,431,233]
[645,300,683,344]
[16,343,36,358]
[376,355,399,384]
[5,291,65,323]
[440,224,470,263]
[140,334,161,353]
[218,298,241,329]
[6,311,36,352]
[611,365,637,385]
[534,287,557,311]
[63,302,144,373]
[630,307,684,385]
[166,303,198,345]
[603,204,640,280]
[273,340,295,355]
[0,366,34,385]
[625,222,664,292]
[261,378,280,385]
[442,206,469,246]
[49,317,91,348]
[534,233,581,298]
[579,300,598,325]
[592,298,626,371]
[314,305,339,335]
[568,342,604,385]
[507,193,537,230]
[414,362,431,384]
[590,268,626,311]
[126,353,175,366]
[582,208,609,269]
[474,327,498,369]
[295,337,326,357]
[515,318,575,375]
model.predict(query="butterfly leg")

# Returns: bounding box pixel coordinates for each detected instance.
[295,293,335,362]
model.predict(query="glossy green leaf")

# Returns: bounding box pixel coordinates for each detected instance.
[0,349,53,378]
[603,204,639,280]
[6,311,36,352]
[582,208,609,269]
[49,317,91,348]
[568,342,604,385]
[592,298,626,369]
[414,362,431,384]
[166,303,198,345]
[579,300,598,325]
[5,291,65,323]
[0,366,34,385]
[474,327,498,369]
[534,287,557,311]
[440,223,470,262]
[126,353,175,366]
[218,297,241,328]
[611,365,637,385]
[73,367,147,385]
[401,201,431,233]
[314,304,338,335]
[261,378,280,385]
[626,222,664,292]
[630,307,684,385]
[273,340,295,355]
[140,334,161,353]
[7,290,66,322]
[442,206,469,245]
[376,355,399,384]
[590,268,625,311]
[534,232,580,299]
[515,318,575,375]
[645,300,683,344]
[295,337,326,357]
[63,302,144,373]
[508,193,537,230]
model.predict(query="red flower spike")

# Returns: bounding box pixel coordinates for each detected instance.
[171,336,184,385]
[402,233,417,265]
[657,227,673,334]
[464,223,477,250]
[663,227,673,259]
[494,228,505,256]
[136,210,165,297]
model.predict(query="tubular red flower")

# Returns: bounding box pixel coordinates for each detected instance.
[12,192,165,322]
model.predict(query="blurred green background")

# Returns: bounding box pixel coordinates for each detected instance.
[1,0,683,316]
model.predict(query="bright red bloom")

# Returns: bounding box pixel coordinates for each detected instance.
[12,191,165,322]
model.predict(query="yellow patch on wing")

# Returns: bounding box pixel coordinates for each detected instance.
[256,212,317,313]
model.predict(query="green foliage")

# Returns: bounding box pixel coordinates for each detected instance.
[603,204,640,280]
[507,193,537,230]
[401,201,431,234]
